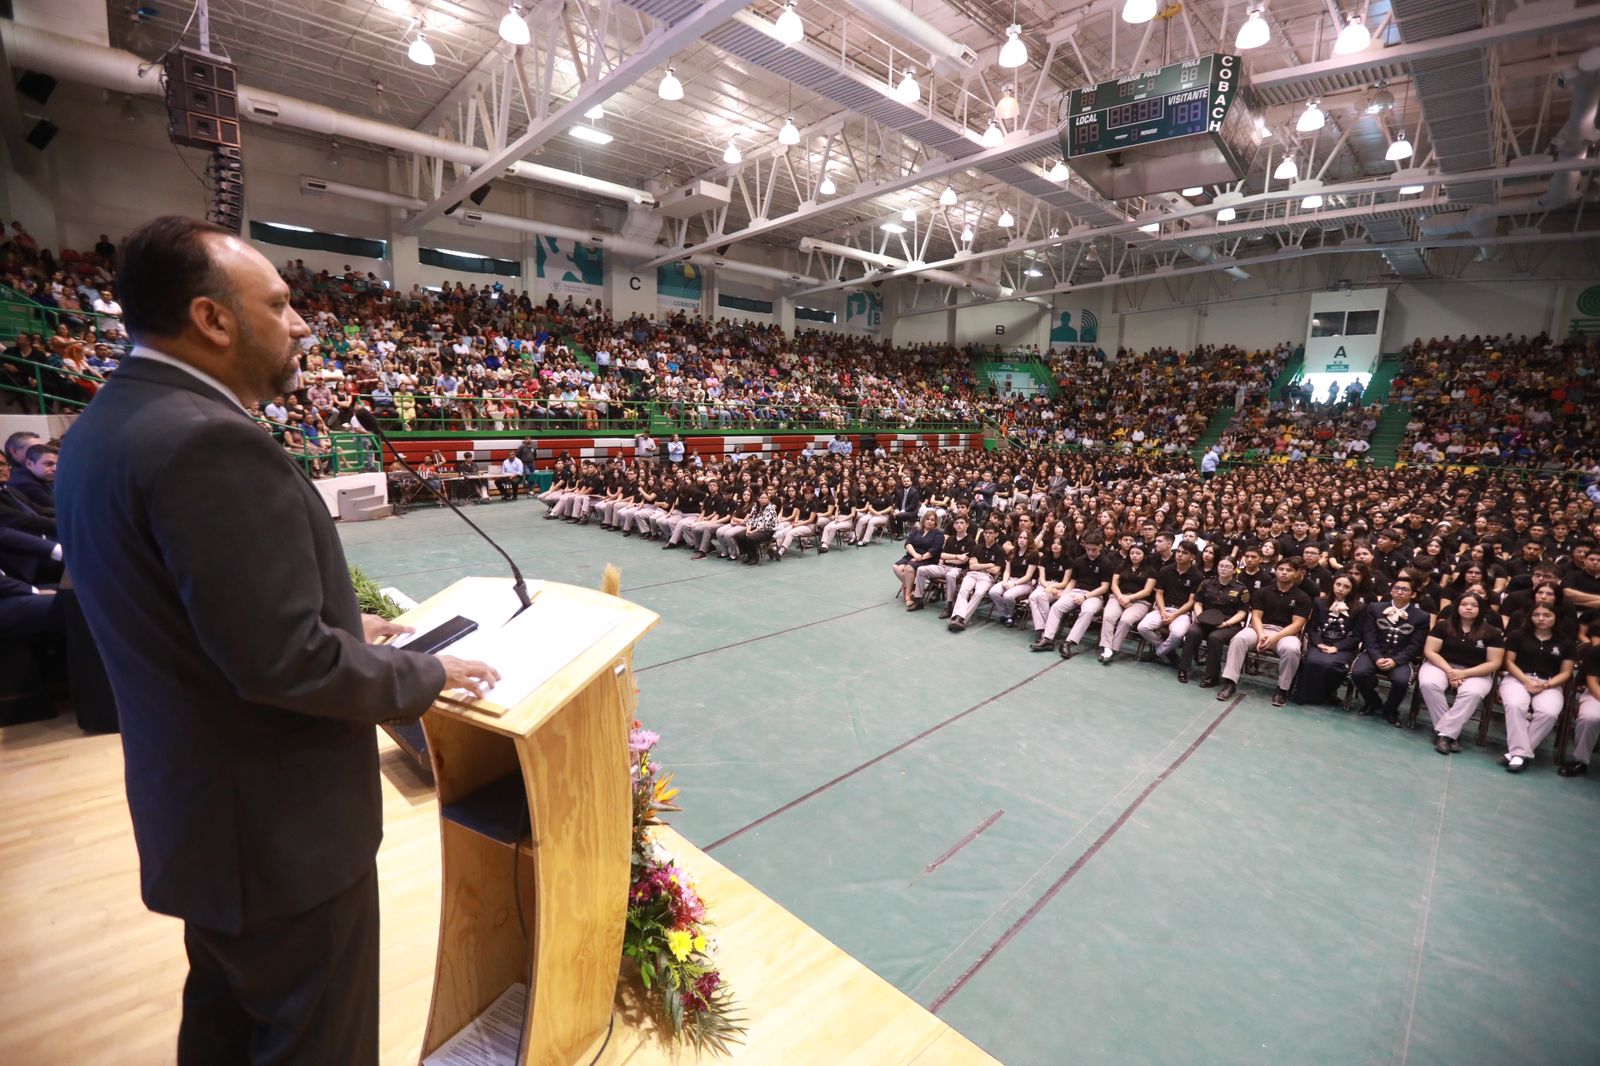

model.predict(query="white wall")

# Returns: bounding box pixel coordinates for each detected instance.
[1386,279,1563,342]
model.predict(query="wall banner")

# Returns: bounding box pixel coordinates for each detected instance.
[845,291,882,334]
[534,236,605,298]
[657,261,703,313]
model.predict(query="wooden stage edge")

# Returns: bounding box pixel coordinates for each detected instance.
[0,717,998,1066]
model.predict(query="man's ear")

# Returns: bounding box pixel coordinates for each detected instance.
[188,296,235,350]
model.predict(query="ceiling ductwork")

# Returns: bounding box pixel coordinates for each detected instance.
[0,20,656,206]
[840,0,978,77]
[1388,0,1497,205]
[303,176,819,287]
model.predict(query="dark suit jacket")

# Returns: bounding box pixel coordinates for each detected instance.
[4,465,54,517]
[57,357,446,934]
[893,486,922,514]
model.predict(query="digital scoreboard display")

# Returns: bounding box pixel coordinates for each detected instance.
[1060,54,1240,160]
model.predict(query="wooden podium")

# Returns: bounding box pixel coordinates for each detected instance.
[402,578,658,1066]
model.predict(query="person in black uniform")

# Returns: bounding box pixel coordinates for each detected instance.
[1099,543,1159,664]
[1219,558,1312,705]
[948,526,1005,631]
[1497,604,1576,772]
[1179,555,1249,685]
[1299,543,1335,599]
[1298,571,1365,705]
[56,217,499,1066]
[1136,541,1202,662]
[1419,591,1506,754]
[1560,634,1600,777]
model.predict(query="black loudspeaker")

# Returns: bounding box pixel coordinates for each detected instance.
[206,147,245,234]
[164,47,239,150]
[25,119,57,151]
[15,70,55,104]
[469,184,491,206]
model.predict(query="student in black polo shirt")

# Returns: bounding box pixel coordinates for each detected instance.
[1559,636,1600,777]
[1497,604,1576,772]
[1219,557,1313,705]
[948,527,1005,631]
[1136,540,1202,662]
[913,516,973,615]
[1179,556,1250,686]
[1419,591,1506,754]
[1033,534,1113,657]
[1099,543,1159,665]
[1024,538,1074,639]
[1560,545,1600,613]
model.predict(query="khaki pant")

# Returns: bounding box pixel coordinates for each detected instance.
[1100,600,1150,652]
[1420,664,1493,740]
[951,572,995,622]
[1137,608,1191,656]
[1499,676,1564,759]
[1573,693,1600,765]
[1224,625,1302,688]
[914,563,963,602]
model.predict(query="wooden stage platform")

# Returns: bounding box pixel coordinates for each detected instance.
[0,717,997,1066]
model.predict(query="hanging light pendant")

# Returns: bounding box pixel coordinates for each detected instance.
[658,67,684,100]
[998,24,1028,68]
[819,175,836,195]
[1334,14,1371,55]
[779,117,800,145]
[895,68,921,105]
[774,2,804,45]
[1048,160,1069,181]
[940,184,958,206]
[998,208,1015,227]
[996,86,1019,121]
[408,31,436,67]
[498,3,531,46]
[1296,100,1326,133]
[981,120,1004,147]
[1122,0,1158,25]
[1216,206,1237,222]
[1386,131,1414,161]
[723,140,742,164]
[961,224,974,242]
[1273,154,1299,180]
[1236,9,1270,50]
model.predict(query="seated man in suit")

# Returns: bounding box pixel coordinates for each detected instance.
[6,442,57,518]
[0,525,64,586]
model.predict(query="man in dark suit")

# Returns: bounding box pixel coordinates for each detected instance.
[56,216,499,1066]
[889,473,922,538]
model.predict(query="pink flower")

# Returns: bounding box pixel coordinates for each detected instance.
[629,729,660,753]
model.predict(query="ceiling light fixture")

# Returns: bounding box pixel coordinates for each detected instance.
[1048,159,1069,181]
[569,125,614,145]
[1300,194,1324,209]
[1366,82,1395,114]
[881,221,906,233]
[774,2,804,45]
[1334,13,1372,55]
[498,3,530,46]
[1236,8,1270,50]
[901,207,917,222]
[895,67,921,105]
[1297,100,1325,133]
[1386,131,1414,161]
[585,104,605,120]
[1399,184,1425,195]
[1024,268,1043,277]
[999,24,1028,68]
[658,67,684,101]
[1216,206,1237,222]
[779,117,800,145]
[996,86,1019,121]
[961,224,974,242]
[1273,154,1299,180]
[998,208,1015,227]
[407,30,435,67]
[819,175,836,195]
[940,184,958,206]
[1182,186,1204,196]
[982,120,1004,147]
[1122,0,1158,25]
[723,140,742,164]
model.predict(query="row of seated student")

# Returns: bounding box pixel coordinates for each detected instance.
[522,443,1600,776]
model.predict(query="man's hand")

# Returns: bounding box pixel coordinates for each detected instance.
[1376,657,1396,671]
[437,656,502,700]
[1259,634,1278,652]
[362,613,414,643]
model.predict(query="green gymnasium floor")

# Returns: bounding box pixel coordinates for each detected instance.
[341,503,1600,1066]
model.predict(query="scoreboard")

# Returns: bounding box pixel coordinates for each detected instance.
[1055,54,1258,200]
[1060,54,1237,159]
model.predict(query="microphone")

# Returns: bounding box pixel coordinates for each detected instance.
[352,406,532,616]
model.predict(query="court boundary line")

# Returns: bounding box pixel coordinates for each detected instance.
[703,660,1066,852]
[636,600,890,674]
[1398,755,1452,1066]
[925,810,1006,874]
[929,691,1246,1014]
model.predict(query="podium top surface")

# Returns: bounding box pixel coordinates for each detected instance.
[396,577,658,737]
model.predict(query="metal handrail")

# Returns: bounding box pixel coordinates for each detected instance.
[1,288,125,337]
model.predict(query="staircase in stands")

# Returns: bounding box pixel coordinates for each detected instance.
[1190,405,1235,461]
[1362,352,1410,467]
[970,359,1060,398]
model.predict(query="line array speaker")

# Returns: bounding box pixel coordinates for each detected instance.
[164,48,240,150]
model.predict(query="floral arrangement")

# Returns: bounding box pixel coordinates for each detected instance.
[623,723,745,1052]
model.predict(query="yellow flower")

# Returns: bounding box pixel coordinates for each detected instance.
[692,933,707,954]
[666,929,693,961]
